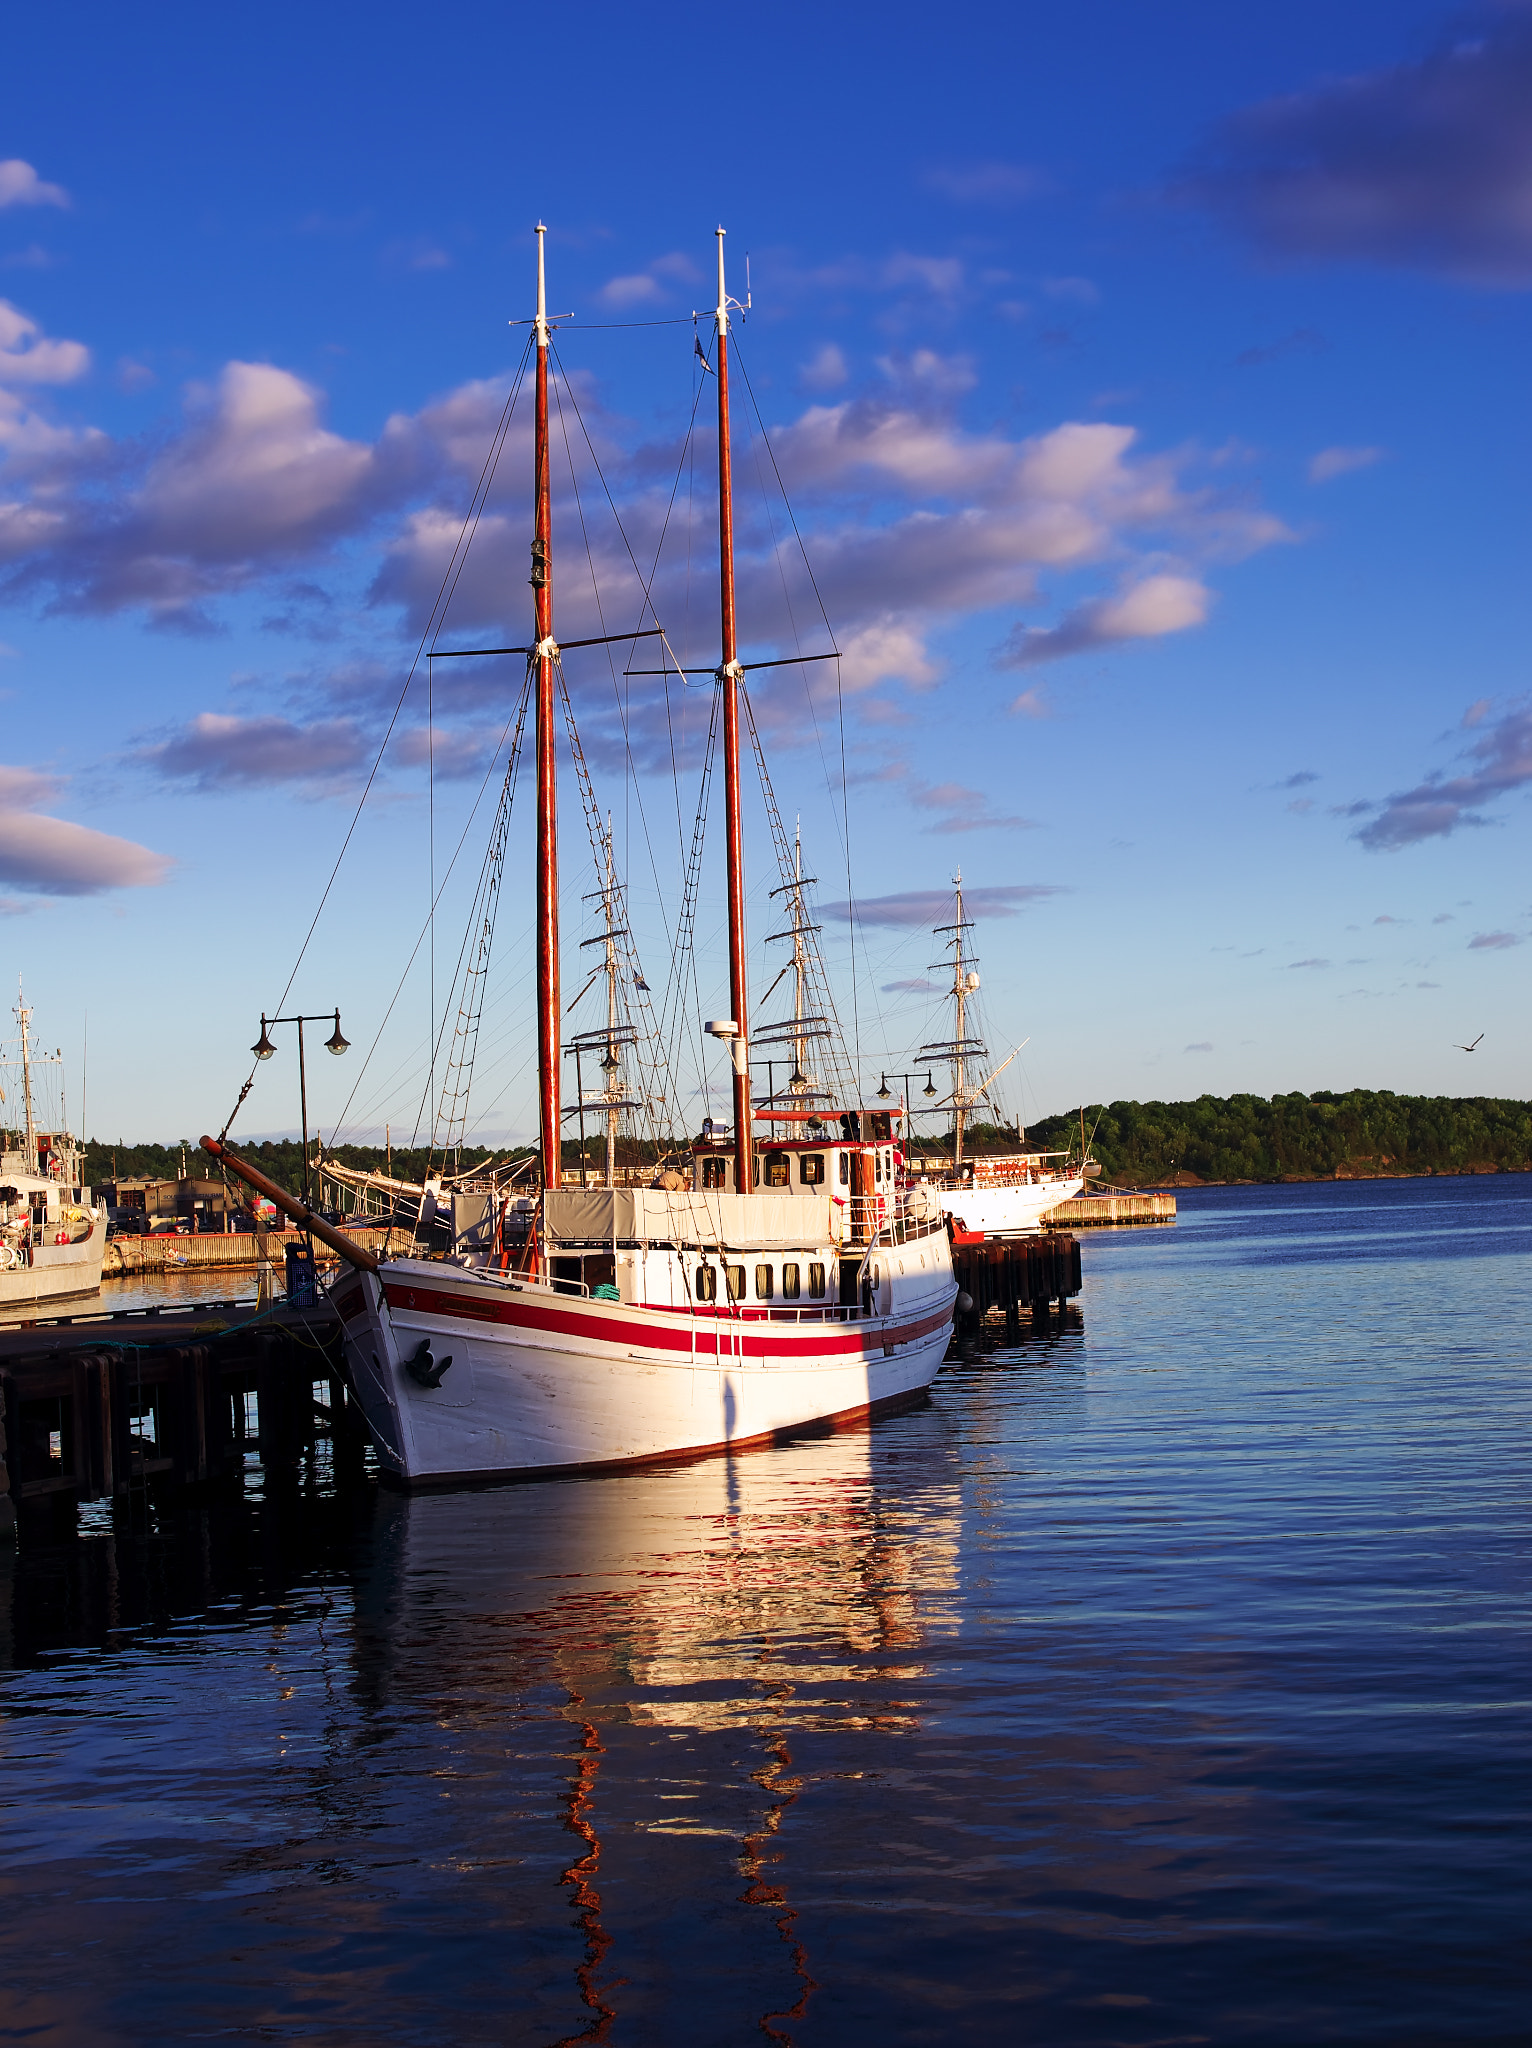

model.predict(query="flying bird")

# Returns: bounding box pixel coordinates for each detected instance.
[1454,1033,1484,1052]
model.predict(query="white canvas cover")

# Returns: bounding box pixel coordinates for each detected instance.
[545,1187,836,1249]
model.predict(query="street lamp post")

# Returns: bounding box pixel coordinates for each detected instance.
[874,1070,941,1159]
[252,1009,349,1206]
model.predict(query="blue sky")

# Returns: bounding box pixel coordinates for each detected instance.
[2,0,1529,1145]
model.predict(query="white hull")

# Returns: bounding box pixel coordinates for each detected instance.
[0,1211,106,1308]
[333,1249,957,1485]
[939,1173,1085,1238]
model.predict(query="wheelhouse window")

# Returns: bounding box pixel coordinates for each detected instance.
[782,1263,800,1299]
[701,1155,728,1190]
[755,1263,774,1299]
[838,1152,850,1186]
[763,1151,790,1189]
[695,1264,717,1302]
[808,1262,826,1298]
[799,1153,824,1186]
[726,1263,746,1302]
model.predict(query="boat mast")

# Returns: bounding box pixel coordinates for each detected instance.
[532,224,561,1194]
[714,227,753,1194]
[16,991,36,1165]
[951,873,968,1166]
[920,876,984,1169]
[790,823,808,1099]
[602,816,619,1189]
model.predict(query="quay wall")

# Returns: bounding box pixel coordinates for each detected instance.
[104,1225,401,1277]
[1044,1192,1177,1228]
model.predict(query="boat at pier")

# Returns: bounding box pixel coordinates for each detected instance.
[901,879,1087,1238]
[0,997,105,1309]
[210,226,957,1483]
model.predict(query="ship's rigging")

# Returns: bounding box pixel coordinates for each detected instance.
[237,228,863,1186]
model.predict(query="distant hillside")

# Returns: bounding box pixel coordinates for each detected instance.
[74,1094,1532,1195]
[1024,1092,1532,1187]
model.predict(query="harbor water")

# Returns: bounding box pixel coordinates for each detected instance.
[0,1176,1526,2044]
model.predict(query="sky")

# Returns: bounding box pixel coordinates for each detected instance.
[2,0,1530,1146]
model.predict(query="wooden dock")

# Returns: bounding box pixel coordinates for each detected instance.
[0,1297,362,1536]
[1044,1192,1177,1228]
[950,1231,1082,1340]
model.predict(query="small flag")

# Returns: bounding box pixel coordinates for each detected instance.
[694,337,713,376]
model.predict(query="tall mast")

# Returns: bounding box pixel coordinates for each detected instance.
[714,226,752,1193]
[920,874,985,1169]
[951,873,967,1167]
[790,824,809,1099]
[602,817,619,1190]
[17,990,36,1163]
[532,223,561,1193]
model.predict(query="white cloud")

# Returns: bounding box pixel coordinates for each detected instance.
[598,273,665,309]
[0,765,168,894]
[0,316,1288,755]
[831,883,1064,929]
[834,619,938,691]
[999,572,1211,667]
[1356,700,1532,850]
[139,711,371,790]
[1183,17,1532,287]
[0,300,89,384]
[0,161,70,211]
[1309,445,1384,483]
[800,343,849,393]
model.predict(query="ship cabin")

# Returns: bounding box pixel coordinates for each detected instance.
[538,1109,932,1320]
[691,1108,901,1240]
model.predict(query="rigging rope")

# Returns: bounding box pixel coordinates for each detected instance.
[215,335,535,1144]
[730,339,864,1088]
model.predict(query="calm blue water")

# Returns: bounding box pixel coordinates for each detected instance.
[1,1176,1527,2045]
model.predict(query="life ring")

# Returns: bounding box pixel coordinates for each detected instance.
[54,1229,70,1245]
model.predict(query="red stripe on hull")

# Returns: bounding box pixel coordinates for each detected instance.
[379,1277,952,1361]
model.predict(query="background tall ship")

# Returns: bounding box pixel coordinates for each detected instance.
[209,226,958,1484]
[0,997,105,1309]
[902,878,1089,1240]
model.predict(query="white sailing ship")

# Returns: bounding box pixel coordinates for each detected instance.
[210,226,957,1483]
[903,878,1087,1238]
[0,997,105,1308]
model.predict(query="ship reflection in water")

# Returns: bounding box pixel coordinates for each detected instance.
[0,1417,965,2046]
[349,1432,963,2045]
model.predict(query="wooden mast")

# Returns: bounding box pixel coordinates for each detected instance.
[533,224,561,1193]
[714,226,753,1194]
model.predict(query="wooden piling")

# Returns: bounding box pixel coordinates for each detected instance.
[0,1299,359,1532]
[949,1231,1082,1338]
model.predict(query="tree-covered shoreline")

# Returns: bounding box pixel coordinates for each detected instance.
[1022,1091,1532,1188]
[72,1092,1532,1196]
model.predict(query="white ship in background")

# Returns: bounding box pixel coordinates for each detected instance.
[0,996,105,1309]
[902,879,1088,1239]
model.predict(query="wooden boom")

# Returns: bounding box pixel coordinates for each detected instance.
[200,1135,380,1274]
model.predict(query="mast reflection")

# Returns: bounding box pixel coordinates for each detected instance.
[352,1423,962,2042]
